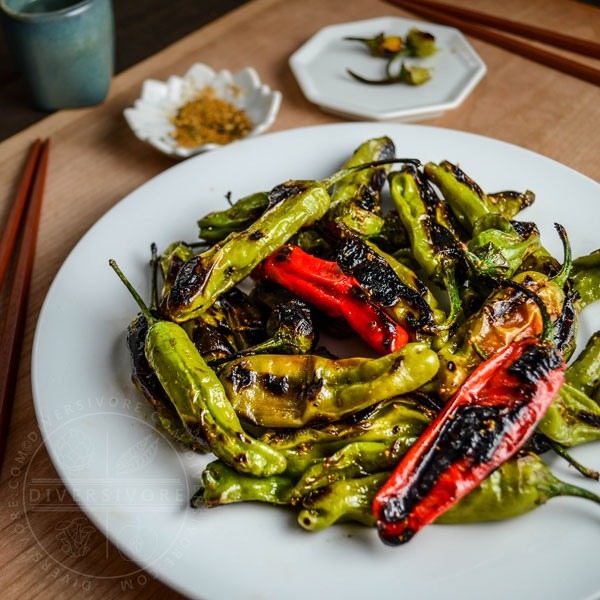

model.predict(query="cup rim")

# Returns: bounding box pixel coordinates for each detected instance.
[0,0,95,21]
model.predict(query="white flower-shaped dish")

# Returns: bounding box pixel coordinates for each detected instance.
[124,64,282,158]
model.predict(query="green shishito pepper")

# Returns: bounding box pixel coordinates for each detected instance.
[197,191,270,243]
[167,158,419,323]
[218,343,439,428]
[323,136,395,237]
[167,180,331,322]
[566,330,600,396]
[424,160,496,233]
[260,396,434,477]
[110,260,286,477]
[297,454,600,531]
[388,164,462,329]
[487,189,535,220]
[465,214,541,279]
[571,250,600,310]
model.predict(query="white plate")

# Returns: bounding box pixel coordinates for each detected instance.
[32,123,600,600]
[289,16,486,121]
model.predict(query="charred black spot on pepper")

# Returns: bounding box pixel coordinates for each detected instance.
[305,377,325,399]
[267,182,308,208]
[510,220,539,240]
[578,411,600,428]
[334,233,435,331]
[248,230,264,241]
[553,291,577,354]
[447,361,456,372]
[168,255,212,309]
[507,344,564,384]
[274,246,293,262]
[229,364,256,392]
[381,403,527,523]
[262,374,290,396]
[443,161,486,200]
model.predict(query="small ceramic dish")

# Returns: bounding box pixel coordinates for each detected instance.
[124,63,282,158]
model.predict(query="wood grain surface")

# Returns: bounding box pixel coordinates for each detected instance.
[0,0,598,598]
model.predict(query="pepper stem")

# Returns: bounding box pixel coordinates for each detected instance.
[325,158,421,187]
[150,243,159,311]
[551,223,572,288]
[547,438,600,480]
[207,334,285,368]
[496,278,555,344]
[109,259,155,324]
[549,476,600,505]
[436,266,461,331]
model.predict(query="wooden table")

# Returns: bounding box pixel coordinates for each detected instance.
[0,0,598,598]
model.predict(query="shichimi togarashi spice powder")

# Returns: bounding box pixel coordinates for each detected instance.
[171,86,253,148]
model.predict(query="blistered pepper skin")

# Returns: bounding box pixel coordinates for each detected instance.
[166,181,331,322]
[219,343,439,428]
[324,136,395,237]
[145,319,286,477]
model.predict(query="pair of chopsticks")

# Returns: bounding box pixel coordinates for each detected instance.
[0,139,50,471]
[387,0,600,86]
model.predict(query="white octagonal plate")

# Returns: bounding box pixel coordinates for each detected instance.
[289,16,486,121]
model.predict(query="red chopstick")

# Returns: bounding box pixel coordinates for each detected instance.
[387,0,600,87]
[0,139,50,471]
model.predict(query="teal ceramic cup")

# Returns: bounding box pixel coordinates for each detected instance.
[0,0,114,110]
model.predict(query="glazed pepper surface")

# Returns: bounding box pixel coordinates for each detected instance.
[373,334,566,545]
[259,396,434,477]
[166,180,332,322]
[435,270,565,400]
[218,343,439,428]
[259,244,408,354]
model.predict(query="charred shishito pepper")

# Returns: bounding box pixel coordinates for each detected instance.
[219,344,439,428]
[259,244,408,354]
[388,164,463,329]
[166,159,418,322]
[324,137,395,237]
[197,191,270,243]
[111,260,287,477]
[373,282,566,545]
[333,232,444,335]
[434,225,572,400]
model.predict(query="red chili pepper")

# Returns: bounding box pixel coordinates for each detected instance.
[373,332,566,545]
[259,245,408,354]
